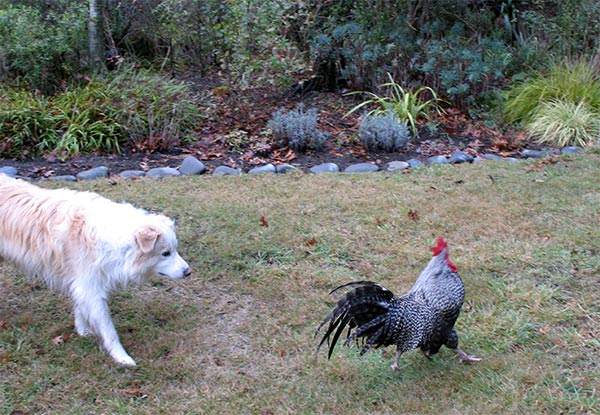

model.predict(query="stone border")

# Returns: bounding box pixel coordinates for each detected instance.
[0,147,584,181]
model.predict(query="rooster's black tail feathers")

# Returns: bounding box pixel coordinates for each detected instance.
[316,281,395,358]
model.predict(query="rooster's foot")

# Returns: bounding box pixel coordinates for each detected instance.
[456,346,482,363]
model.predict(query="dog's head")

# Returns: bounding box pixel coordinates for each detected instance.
[134,216,191,280]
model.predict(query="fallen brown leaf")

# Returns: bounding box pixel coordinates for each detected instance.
[408,209,419,221]
[259,214,269,227]
[122,388,148,397]
[51,332,73,345]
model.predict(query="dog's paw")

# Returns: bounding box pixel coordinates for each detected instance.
[114,354,137,366]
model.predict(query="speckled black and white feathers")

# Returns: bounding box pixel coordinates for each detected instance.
[317,237,480,368]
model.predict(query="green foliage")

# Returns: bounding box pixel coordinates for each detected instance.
[346,73,442,136]
[0,2,87,93]
[49,84,124,158]
[267,105,329,152]
[0,90,56,158]
[106,68,202,152]
[519,1,600,60]
[414,34,512,110]
[358,113,411,152]
[503,60,600,125]
[527,100,600,147]
[0,69,203,159]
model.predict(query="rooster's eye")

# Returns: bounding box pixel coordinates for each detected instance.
[162,251,171,257]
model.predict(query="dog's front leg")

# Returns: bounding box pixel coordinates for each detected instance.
[71,284,136,366]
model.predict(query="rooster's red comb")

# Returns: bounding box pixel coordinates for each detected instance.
[431,237,457,272]
[431,237,448,256]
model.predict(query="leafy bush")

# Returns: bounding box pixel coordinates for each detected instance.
[358,113,411,152]
[346,73,442,136]
[267,105,329,152]
[49,84,124,158]
[503,60,600,125]
[527,100,599,147]
[414,34,512,110]
[0,90,56,158]
[0,2,87,93]
[106,68,202,152]
[0,69,203,159]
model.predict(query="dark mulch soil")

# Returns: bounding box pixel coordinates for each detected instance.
[0,83,528,179]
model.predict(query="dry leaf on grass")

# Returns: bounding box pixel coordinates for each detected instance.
[305,237,317,246]
[408,209,419,221]
[259,214,269,227]
[51,333,73,345]
[122,388,148,397]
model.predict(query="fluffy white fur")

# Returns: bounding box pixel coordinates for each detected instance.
[0,174,191,366]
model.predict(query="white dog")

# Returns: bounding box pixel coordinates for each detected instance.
[0,174,191,366]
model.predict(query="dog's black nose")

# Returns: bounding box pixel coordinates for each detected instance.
[184,267,192,277]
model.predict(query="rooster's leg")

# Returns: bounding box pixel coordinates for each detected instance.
[420,349,433,360]
[456,346,482,362]
[391,350,403,371]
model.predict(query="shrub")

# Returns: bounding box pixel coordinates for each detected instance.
[106,68,202,152]
[414,34,512,111]
[527,100,599,147]
[49,83,124,158]
[267,105,329,152]
[503,59,600,124]
[346,73,442,136]
[0,68,203,159]
[358,113,411,152]
[0,90,56,158]
[0,3,87,94]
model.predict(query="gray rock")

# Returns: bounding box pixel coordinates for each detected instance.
[483,153,504,161]
[213,166,242,176]
[561,146,583,154]
[77,166,109,180]
[49,175,77,182]
[505,157,520,163]
[275,164,300,174]
[344,163,380,173]
[179,156,206,175]
[309,163,339,173]
[384,161,410,172]
[0,166,18,177]
[249,164,276,174]
[407,158,424,168]
[448,150,474,164]
[520,149,545,158]
[119,170,146,178]
[146,167,180,178]
[426,155,449,165]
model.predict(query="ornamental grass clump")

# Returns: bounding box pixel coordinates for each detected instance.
[345,73,443,137]
[358,113,411,152]
[503,60,600,125]
[268,105,329,151]
[527,100,600,147]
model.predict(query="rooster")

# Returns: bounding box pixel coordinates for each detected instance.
[317,237,481,371]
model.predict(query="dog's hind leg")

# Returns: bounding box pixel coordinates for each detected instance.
[71,284,137,366]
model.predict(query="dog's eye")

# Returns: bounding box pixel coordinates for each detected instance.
[162,251,171,257]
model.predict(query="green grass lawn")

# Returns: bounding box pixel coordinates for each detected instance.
[1,153,599,414]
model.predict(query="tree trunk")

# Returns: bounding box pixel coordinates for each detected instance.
[88,0,105,71]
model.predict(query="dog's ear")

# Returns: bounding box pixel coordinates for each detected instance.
[135,226,160,254]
